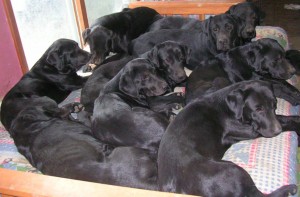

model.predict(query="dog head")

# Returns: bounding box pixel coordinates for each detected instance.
[247,38,296,79]
[204,14,242,52]
[119,58,169,103]
[226,2,265,42]
[82,26,113,65]
[226,80,282,138]
[146,41,190,85]
[45,39,90,74]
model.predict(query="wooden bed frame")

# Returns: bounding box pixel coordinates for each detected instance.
[0,1,241,196]
[129,0,243,20]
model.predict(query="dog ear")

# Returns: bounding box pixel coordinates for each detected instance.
[203,17,212,36]
[147,45,160,68]
[82,28,91,44]
[257,7,266,24]
[46,50,65,71]
[226,89,244,119]
[181,44,191,64]
[119,70,140,98]
[231,15,245,38]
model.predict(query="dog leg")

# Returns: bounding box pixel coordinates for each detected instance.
[276,115,300,135]
[147,93,184,119]
[60,102,92,127]
[268,79,300,105]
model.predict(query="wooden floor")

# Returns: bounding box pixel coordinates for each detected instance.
[256,0,300,50]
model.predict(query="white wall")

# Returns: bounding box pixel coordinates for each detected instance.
[85,0,128,26]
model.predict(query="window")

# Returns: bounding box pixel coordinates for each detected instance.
[11,0,81,69]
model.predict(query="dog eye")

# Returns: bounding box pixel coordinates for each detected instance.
[213,27,218,32]
[142,75,150,81]
[226,25,233,31]
[165,57,173,64]
[255,105,264,112]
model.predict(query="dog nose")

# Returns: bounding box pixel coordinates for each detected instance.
[177,74,187,82]
[166,85,172,92]
[218,39,228,45]
[246,29,255,37]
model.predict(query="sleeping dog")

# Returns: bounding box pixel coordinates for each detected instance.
[226,2,265,43]
[91,58,171,155]
[130,14,243,70]
[186,38,297,105]
[0,39,90,131]
[158,80,297,196]
[148,2,264,44]
[81,41,190,112]
[82,7,161,65]
[10,96,158,190]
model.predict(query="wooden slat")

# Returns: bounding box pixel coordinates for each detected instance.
[129,1,241,16]
[2,0,28,74]
[72,0,89,47]
[0,168,197,197]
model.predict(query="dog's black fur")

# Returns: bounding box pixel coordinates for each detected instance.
[148,16,203,32]
[82,7,161,65]
[158,80,297,196]
[91,58,171,154]
[186,38,297,104]
[81,55,134,112]
[286,49,300,75]
[0,39,90,131]
[149,2,263,44]
[81,41,189,112]
[9,96,158,190]
[130,14,243,70]
[226,2,265,43]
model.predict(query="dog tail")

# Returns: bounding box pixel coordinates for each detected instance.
[265,184,297,197]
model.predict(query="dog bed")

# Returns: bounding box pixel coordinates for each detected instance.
[0,87,298,196]
[0,26,299,196]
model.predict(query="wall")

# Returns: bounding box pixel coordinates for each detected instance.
[0,1,23,99]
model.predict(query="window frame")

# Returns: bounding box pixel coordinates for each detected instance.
[3,0,89,74]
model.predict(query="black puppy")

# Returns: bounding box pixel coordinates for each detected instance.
[186,38,297,104]
[226,2,265,43]
[81,41,190,112]
[130,14,242,70]
[158,80,297,196]
[148,16,203,32]
[82,7,161,65]
[92,58,170,154]
[149,2,263,44]
[0,39,90,131]
[286,49,300,75]
[10,96,158,190]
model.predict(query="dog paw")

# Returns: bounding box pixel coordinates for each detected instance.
[72,103,85,113]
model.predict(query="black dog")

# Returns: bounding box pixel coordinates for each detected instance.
[186,38,297,104]
[81,41,190,112]
[149,2,263,44]
[286,49,300,75]
[130,14,242,70]
[158,80,297,196]
[0,39,90,131]
[226,2,265,43]
[10,96,158,190]
[148,16,203,32]
[91,58,171,154]
[82,7,161,65]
